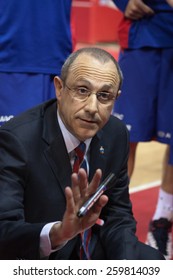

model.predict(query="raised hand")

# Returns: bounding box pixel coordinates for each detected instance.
[124,0,154,20]
[50,168,108,249]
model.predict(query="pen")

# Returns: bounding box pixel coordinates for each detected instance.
[77,172,116,217]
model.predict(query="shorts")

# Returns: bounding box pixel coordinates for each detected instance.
[0,73,56,126]
[113,48,173,144]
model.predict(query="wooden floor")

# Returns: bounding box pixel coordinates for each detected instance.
[129,141,166,189]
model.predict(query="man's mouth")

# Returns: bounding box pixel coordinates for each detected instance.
[80,118,97,124]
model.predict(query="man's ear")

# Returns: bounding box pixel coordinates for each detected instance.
[54,76,63,100]
[116,90,121,100]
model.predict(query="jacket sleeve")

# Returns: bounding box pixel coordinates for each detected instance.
[112,0,129,12]
[0,130,45,259]
[101,167,139,259]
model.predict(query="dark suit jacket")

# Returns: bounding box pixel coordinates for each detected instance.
[0,99,139,260]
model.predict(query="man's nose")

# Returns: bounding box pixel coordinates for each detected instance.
[84,93,98,113]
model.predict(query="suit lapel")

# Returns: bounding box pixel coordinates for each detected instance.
[41,101,72,195]
[44,137,72,194]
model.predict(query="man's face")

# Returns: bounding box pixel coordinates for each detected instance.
[54,53,120,141]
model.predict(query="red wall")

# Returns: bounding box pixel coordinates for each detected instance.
[72,0,123,44]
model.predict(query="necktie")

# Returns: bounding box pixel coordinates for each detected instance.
[73,142,91,259]
[73,142,87,174]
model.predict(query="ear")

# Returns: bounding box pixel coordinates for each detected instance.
[116,90,121,100]
[54,76,63,100]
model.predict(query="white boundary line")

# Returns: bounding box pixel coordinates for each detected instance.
[129,180,161,194]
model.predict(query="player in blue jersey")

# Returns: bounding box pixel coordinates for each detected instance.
[112,0,173,259]
[0,0,73,126]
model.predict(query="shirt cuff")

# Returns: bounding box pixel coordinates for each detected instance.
[40,221,67,258]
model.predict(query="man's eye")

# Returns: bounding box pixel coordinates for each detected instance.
[99,92,110,100]
[77,87,89,95]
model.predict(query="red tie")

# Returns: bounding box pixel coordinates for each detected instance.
[73,142,87,173]
[73,142,91,259]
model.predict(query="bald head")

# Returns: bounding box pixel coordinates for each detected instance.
[60,47,123,91]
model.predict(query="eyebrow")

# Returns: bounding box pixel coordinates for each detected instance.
[75,79,115,91]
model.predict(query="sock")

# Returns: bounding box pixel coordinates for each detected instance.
[152,188,173,222]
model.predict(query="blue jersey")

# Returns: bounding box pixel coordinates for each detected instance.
[113,0,173,48]
[0,0,72,75]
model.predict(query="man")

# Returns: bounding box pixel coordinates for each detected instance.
[112,0,173,259]
[0,47,164,260]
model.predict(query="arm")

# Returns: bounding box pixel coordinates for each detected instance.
[0,130,44,259]
[101,167,138,259]
[97,119,139,259]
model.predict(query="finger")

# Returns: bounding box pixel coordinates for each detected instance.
[88,169,102,195]
[140,4,154,15]
[65,186,76,215]
[71,170,89,204]
[125,12,144,20]
[71,173,81,204]
[92,195,108,214]
[82,195,108,229]
[77,168,88,197]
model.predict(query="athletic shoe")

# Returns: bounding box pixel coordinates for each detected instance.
[146,218,172,260]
